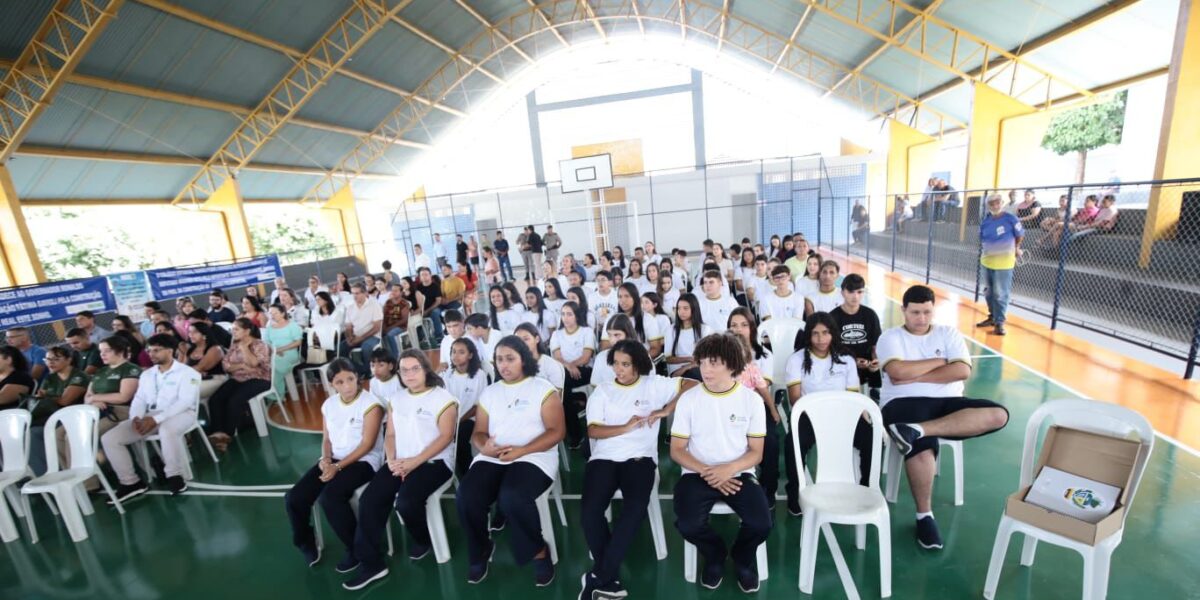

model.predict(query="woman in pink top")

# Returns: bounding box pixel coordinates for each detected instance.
[1040,194,1099,250]
[206,317,272,451]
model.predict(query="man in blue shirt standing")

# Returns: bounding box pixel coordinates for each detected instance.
[977,194,1024,336]
[493,230,513,282]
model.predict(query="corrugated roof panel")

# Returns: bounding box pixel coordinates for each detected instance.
[400,0,483,50]
[863,46,956,99]
[401,107,457,146]
[796,12,881,69]
[8,157,197,199]
[925,82,974,126]
[936,0,1106,52]
[296,73,406,133]
[0,0,56,58]
[732,0,807,40]
[22,83,238,158]
[252,124,361,171]
[350,21,453,92]
[371,144,422,175]
[470,0,530,24]
[235,170,322,199]
[166,0,352,50]
[79,2,293,108]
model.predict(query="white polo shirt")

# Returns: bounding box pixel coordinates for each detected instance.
[588,289,620,324]
[661,289,680,316]
[670,382,766,475]
[322,389,385,469]
[131,360,201,421]
[785,351,861,394]
[369,375,402,402]
[522,309,560,341]
[443,367,487,417]
[760,289,806,321]
[589,349,615,387]
[664,324,713,374]
[537,354,565,390]
[474,377,559,478]
[876,324,972,406]
[493,309,523,335]
[587,374,683,462]
[469,330,501,365]
[697,294,739,333]
[390,387,457,465]
[550,326,595,364]
[439,335,457,368]
[806,287,843,314]
[344,298,383,338]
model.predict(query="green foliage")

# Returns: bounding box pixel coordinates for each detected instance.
[1041,90,1128,155]
[28,208,153,281]
[248,209,337,265]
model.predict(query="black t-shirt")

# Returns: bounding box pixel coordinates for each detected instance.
[456,241,468,264]
[829,305,882,362]
[208,306,237,323]
[0,370,35,406]
[417,279,442,309]
[210,323,232,349]
[528,233,544,253]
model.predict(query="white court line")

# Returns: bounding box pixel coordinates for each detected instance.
[970,354,1002,359]
[877,295,1200,459]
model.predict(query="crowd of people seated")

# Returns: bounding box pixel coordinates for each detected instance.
[0,228,1011,598]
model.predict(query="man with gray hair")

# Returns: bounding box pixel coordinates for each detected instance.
[977,193,1024,336]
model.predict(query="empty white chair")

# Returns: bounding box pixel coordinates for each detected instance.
[135,388,219,482]
[683,501,769,583]
[248,352,291,437]
[0,409,36,543]
[758,317,805,429]
[536,484,559,564]
[21,405,124,543]
[885,438,963,506]
[791,390,890,597]
[983,399,1154,600]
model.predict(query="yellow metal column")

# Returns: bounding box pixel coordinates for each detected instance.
[886,120,936,221]
[1141,0,1200,266]
[0,165,46,287]
[200,178,255,260]
[964,83,1035,238]
[322,185,367,263]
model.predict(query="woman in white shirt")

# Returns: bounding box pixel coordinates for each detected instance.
[582,253,599,281]
[309,291,344,352]
[454,336,565,587]
[443,337,488,476]
[285,358,383,573]
[589,314,637,388]
[579,340,696,599]
[346,351,456,589]
[804,259,844,317]
[784,312,866,512]
[640,292,673,344]
[734,247,757,295]
[279,288,310,328]
[665,293,712,378]
[656,269,680,317]
[794,254,822,299]
[625,259,647,295]
[549,301,596,449]
[487,287,523,335]
[521,287,560,341]
[600,283,663,359]
[566,286,597,337]
[543,278,567,320]
[367,349,401,401]
[515,323,565,392]
[642,262,662,298]
[501,282,527,316]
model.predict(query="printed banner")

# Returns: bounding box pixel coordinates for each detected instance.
[107,271,154,322]
[147,255,282,300]
[0,277,115,328]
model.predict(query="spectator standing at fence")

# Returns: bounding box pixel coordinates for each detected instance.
[523,226,544,283]
[483,247,501,284]
[494,231,514,281]
[74,310,111,345]
[5,327,47,383]
[543,225,562,265]
[978,194,1024,337]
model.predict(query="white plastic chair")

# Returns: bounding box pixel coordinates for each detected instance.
[758,317,805,429]
[683,501,769,583]
[249,352,291,437]
[135,390,219,482]
[536,483,560,563]
[299,328,339,402]
[602,467,668,560]
[21,405,124,543]
[791,390,890,597]
[316,476,457,564]
[885,438,963,506]
[982,399,1154,600]
[0,409,36,543]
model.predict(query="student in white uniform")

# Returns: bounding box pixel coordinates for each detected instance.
[642,263,663,298]
[439,310,466,368]
[549,301,596,449]
[696,271,738,333]
[588,314,638,388]
[640,292,673,343]
[443,337,488,476]
[521,287,560,341]
[670,334,772,593]
[515,323,565,392]
[656,271,680,319]
[538,260,566,296]
[465,313,501,373]
[781,312,865,516]
[367,348,401,401]
[455,336,565,587]
[587,271,620,329]
[878,285,1008,550]
[794,254,822,298]
[501,282,527,317]
[566,286,597,333]
[804,260,844,317]
[733,247,757,296]
[665,293,712,379]
[728,307,787,510]
[624,258,648,295]
[744,256,771,311]
[487,287,523,335]
[285,359,384,571]
[759,264,807,321]
[579,340,697,600]
[600,283,664,358]
[345,351,456,590]
[542,278,567,321]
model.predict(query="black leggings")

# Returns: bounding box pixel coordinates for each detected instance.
[563,366,593,446]
[206,377,270,435]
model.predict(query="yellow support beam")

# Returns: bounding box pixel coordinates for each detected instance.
[199,178,255,260]
[0,165,47,286]
[963,83,1035,239]
[322,185,367,263]
[1141,0,1200,267]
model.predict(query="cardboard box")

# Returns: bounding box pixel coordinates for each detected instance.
[1004,426,1143,546]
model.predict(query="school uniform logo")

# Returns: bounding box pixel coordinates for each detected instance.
[507,398,531,410]
[728,413,748,424]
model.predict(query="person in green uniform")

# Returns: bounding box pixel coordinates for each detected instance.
[59,335,142,489]
[67,327,103,375]
[262,304,303,401]
[30,346,89,475]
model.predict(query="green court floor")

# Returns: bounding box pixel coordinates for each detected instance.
[2,299,1198,600]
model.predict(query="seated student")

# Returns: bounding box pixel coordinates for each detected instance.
[696,271,738,333]
[66,328,103,376]
[263,304,304,400]
[785,312,869,515]
[381,283,413,357]
[345,351,456,590]
[153,320,189,364]
[600,283,664,358]
[670,334,771,593]
[624,259,648,295]
[205,318,272,452]
[439,309,465,368]
[565,286,596,331]
[102,333,200,499]
[728,309,785,510]
[29,346,89,474]
[285,358,384,571]
[0,346,34,407]
[5,326,47,383]
[549,301,595,449]
[367,348,401,401]
[443,337,488,476]
[793,254,821,299]
[893,195,915,233]
[655,270,680,320]
[760,265,806,321]
[455,336,565,587]
[742,256,770,310]
[804,260,843,317]
[580,340,697,599]
[664,293,712,379]
[589,314,638,388]
[208,289,237,323]
[1069,193,1120,241]
[587,270,620,327]
[515,323,565,393]
[830,274,883,394]
[641,291,672,337]
[542,279,567,321]
[521,287,559,341]
[879,285,1009,550]
[186,322,227,400]
[465,313,501,370]
[487,286,523,335]
[140,302,163,339]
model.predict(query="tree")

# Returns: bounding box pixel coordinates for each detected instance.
[1040,90,1128,184]
[27,209,153,280]
[248,209,336,265]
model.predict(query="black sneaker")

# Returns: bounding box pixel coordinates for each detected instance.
[301,545,321,567]
[409,542,431,561]
[166,475,187,495]
[994,323,1007,336]
[736,566,760,593]
[700,562,723,590]
[579,572,599,600]
[887,423,925,456]
[787,499,803,517]
[489,513,507,532]
[594,579,629,599]
[335,555,360,574]
[533,553,555,587]
[107,480,148,505]
[467,541,495,584]
[975,317,994,328]
[916,516,944,550]
[342,566,388,590]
